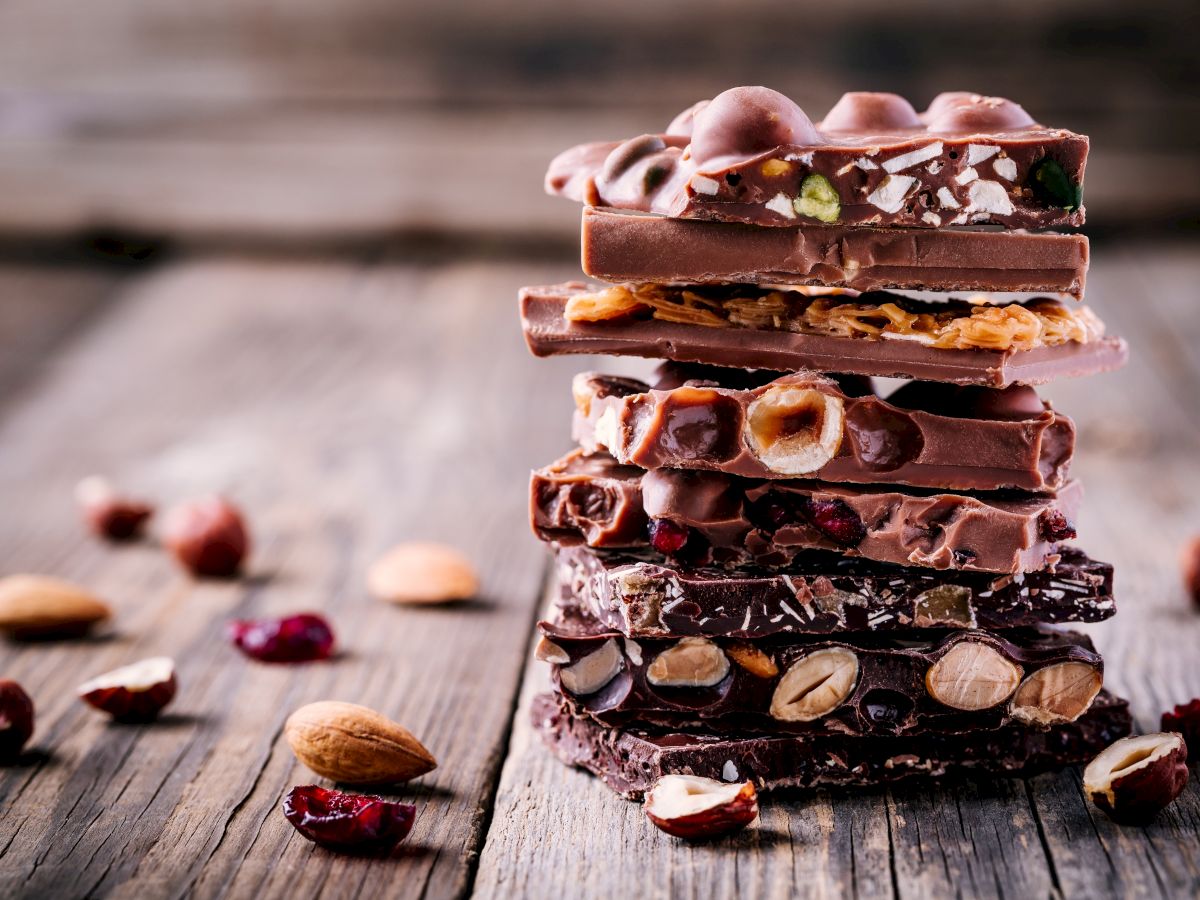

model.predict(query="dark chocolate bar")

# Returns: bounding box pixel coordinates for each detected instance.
[532,690,1132,800]
[531,449,1081,574]
[547,88,1087,231]
[552,544,1115,639]
[538,623,1104,737]
[520,284,1128,388]
[582,208,1089,297]
[573,368,1074,492]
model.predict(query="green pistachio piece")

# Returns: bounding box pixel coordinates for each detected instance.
[1029,158,1083,211]
[793,174,841,223]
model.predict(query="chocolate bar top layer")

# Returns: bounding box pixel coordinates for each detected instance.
[539,623,1103,737]
[573,367,1074,492]
[531,449,1081,574]
[582,208,1089,297]
[547,88,1087,230]
[533,691,1132,800]
[553,544,1115,638]
[520,285,1129,387]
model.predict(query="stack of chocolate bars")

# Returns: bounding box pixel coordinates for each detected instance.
[520,87,1133,798]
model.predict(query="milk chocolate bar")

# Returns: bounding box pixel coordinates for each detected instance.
[532,691,1132,799]
[539,623,1104,737]
[520,285,1128,388]
[552,544,1115,639]
[547,88,1087,231]
[531,450,1081,574]
[573,368,1074,492]
[582,208,1089,297]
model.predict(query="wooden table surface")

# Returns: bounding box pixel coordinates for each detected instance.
[0,244,1198,899]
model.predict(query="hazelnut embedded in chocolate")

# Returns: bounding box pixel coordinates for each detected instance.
[689,86,820,168]
[646,637,730,688]
[769,648,859,722]
[745,383,844,476]
[558,639,623,696]
[925,637,1022,711]
[1009,661,1102,726]
[1083,732,1189,824]
[822,92,922,132]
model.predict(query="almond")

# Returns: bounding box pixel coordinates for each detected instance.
[0,575,112,639]
[367,542,478,605]
[284,700,436,785]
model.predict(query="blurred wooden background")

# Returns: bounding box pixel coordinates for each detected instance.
[0,0,1197,249]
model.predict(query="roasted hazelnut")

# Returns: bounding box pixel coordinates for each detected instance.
[770,648,858,722]
[925,638,1021,711]
[1009,661,1102,726]
[646,637,729,688]
[559,639,623,696]
[745,384,844,476]
[0,680,35,760]
[1181,535,1200,609]
[75,476,154,541]
[644,775,758,840]
[1083,732,1188,824]
[78,656,177,722]
[161,496,249,578]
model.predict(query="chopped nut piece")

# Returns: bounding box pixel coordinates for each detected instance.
[646,637,729,688]
[560,638,623,695]
[1009,661,1102,725]
[925,638,1022,711]
[534,636,570,665]
[760,158,793,177]
[770,648,859,721]
[745,384,844,476]
[726,642,779,678]
[793,174,841,223]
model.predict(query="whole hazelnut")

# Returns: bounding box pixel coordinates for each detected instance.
[0,680,35,760]
[162,496,250,578]
[1181,535,1200,609]
[75,476,154,541]
[1083,732,1188,824]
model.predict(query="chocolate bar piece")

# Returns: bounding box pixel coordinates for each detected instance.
[531,449,1081,574]
[520,284,1128,388]
[532,690,1132,799]
[582,208,1089,297]
[552,544,1115,638]
[539,623,1104,737]
[573,368,1074,492]
[547,88,1087,231]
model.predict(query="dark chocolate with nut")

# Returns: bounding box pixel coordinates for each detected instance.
[583,208,1089,297]
[531,449,1082,573]
[553,543,1115,639]
[548,88,1087,231]
[521,284,1128,388]
[537,623,1104,737]
[532,690,1131,800]
[573,367,1074,492]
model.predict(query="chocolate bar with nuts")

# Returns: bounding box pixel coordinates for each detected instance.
[552,544,1115,639]
[573,368,1074,492]
[537,623,1104,737]
[532,690,1132,800]
[548,88,1087,231]
[582,208,1089,297]
[531,449,1082,574]
[520,284,1128,388]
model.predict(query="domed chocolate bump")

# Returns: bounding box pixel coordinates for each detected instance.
[927,95,1035,133]
[923,91,979,120]
[822,92,922,131]
[600,134,668,183]
[689,86,820,167]
[666,100,710,137]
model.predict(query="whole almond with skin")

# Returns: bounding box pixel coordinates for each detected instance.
[367,542,478,605]
[0,575,111,639]
[285,701,436,785]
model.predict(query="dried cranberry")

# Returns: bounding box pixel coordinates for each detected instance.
[1162,698,1200,750]
[227,613,335,663]
[801,498,866,546]
[1039,509,1076,543]
[649,519,690,555]
[748,495,795,532]
[283,785,415,853]
[0,680,34,760]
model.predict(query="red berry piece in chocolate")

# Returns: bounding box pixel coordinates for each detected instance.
[1162,698,1200,751]
[1039,509,1076,543]
[802,498,866,546]
[282,785,415,853]
[689,86,820,168]
[648,519,690,555]
[0,680,34,760]
[227,613,335,664]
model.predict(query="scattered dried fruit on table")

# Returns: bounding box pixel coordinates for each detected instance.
[78,656,177,722]
[282,785,415,853]
[75,476,154,541]
[1161,698,1200,751]
[367,542,478,605]
[227,613,335,663]
[644,774,758,839]
[161,495,250,578]
[284,700,436,785]
[1182,535,1200,609]
[1083,732,1188,824]
[0,680,35,760]
[0,575,111,640]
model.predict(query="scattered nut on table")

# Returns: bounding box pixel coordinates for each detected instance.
[644,774,758,840]
[78,656,177,721]
[161,495,250,578]
[0,680,35,760]
[75,476,154,541]
[1083,732,1189,824]
[367,541,478,605]
[1181,535,1200,609]
[284,700,436,785]
[0,575,112,640]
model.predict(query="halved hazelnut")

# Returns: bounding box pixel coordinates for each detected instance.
[769,648,859,722]
[727,642,779,678]
[745,385,843,476]
[646,637,729,688]
[644,774,758,840]
[78,656,177,722]
[1083,732,1189,824]
[534,636,570,665]
[75,476,154,541]
[1009,661,1102,726]
[925,638,1022,711]
[559,639,623,696]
